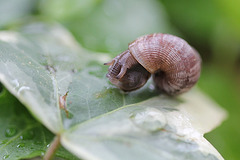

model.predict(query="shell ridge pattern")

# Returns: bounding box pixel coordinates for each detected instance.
[106,33,201,95]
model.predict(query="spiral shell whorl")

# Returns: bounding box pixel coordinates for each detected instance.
[128,33,201,95]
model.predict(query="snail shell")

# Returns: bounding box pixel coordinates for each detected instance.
[104,33,201,95]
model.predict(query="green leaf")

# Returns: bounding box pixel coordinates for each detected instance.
[160,0,218,51]
[0,23,227,159]
[0,23,157,134]
[62,90,226,160]
[39,0,99,20]
[39,0,176,53]
[0,82,3,94]
[198,64,240,160]
[0,0,37,28]
[0,88,78,159]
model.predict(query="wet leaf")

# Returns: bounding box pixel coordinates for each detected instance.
[0,23,227,159]
[62,90,227,160]
[0,88,78,159]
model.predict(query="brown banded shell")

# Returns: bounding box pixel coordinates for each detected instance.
[104,33,201,95]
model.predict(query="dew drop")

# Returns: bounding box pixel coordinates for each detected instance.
[5,127,17,137]
[3,155,9,159]
[17,143,25,148]
[130,107,167,132]
[17,86,31,95]
[46,144,50,148]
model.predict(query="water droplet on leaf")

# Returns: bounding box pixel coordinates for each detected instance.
[17,86,31,95]
[17,143,25,148]
[5,127,17,137]
[130,107,167,132]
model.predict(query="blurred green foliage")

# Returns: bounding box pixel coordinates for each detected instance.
[199,64,240,160]
[0,0,239,159]
[39,0,175,53]
[0,0,38,28]
[160,0,240,64]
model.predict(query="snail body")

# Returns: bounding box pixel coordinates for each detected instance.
[104,33,201,95]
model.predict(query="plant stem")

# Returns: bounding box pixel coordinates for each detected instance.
[43,135,61,160]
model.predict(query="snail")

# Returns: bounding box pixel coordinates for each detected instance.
[104,33,201,95]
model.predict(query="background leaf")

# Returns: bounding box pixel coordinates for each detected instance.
[0,0,37,29]
[0,88,78,159]
[0,23,227,159]
[0,23,158,133]
[39,0,176,53]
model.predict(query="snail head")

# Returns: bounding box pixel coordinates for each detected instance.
[104,50,150,92]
